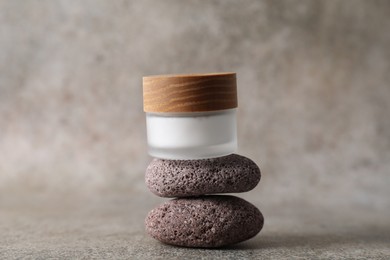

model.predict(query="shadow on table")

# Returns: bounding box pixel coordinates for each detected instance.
[223,227,390,250]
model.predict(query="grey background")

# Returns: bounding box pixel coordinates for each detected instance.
[1,0,389,259]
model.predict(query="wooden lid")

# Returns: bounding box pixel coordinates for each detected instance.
[143,72,237,113]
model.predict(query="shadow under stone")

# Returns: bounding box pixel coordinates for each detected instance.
[226,228,390,250]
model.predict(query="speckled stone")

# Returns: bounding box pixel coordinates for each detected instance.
[145,195,264,248]
[145,154,261,197]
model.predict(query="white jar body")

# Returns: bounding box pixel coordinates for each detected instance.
[145,109,237,160]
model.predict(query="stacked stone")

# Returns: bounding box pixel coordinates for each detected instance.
[145,154,264,247]
[142,73,264,248]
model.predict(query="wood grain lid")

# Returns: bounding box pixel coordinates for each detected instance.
[143,72,237,113]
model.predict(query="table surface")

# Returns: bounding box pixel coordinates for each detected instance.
[1,192,389,260]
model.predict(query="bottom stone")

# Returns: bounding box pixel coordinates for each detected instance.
[145,195,264,248]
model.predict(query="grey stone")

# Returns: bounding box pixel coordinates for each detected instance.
[145,154,261,197]
[145,195,264,248]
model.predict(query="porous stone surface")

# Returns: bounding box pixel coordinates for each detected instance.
[145,195,264,248]
[145,154,261,197]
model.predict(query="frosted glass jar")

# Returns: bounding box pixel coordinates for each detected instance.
[143,73,238,160]
[146,109,237,160]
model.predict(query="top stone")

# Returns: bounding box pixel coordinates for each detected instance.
[145,154,261,197]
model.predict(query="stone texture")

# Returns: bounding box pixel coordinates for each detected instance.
[145,195,264,248]
[145,154,261,197]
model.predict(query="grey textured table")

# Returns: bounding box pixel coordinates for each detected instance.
[1,192,389,259]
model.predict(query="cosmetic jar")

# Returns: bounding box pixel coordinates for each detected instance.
[143,73,237,160]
